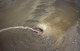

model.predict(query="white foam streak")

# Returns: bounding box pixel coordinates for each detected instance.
[0,26,38,33]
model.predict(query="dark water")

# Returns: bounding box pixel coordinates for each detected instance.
[0,0,80,51]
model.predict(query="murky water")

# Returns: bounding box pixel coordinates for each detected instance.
[0,0,80,51]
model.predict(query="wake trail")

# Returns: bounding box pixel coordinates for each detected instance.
[0,26,38,33]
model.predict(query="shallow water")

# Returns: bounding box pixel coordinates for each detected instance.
[0,0,80,51]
